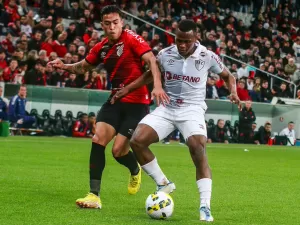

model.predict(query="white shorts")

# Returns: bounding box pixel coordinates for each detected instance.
[139,105,207,141]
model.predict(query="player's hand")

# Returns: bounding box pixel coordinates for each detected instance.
[151,86,170,106]
[17,119,23,124]
[228,93,242,110]
[110,87,129,104]
[48,58,65,70]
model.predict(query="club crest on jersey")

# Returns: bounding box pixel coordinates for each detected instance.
[195,59,205,71]
[116,44,124,57]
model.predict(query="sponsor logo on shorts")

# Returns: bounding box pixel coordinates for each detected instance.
[199,124,204,130]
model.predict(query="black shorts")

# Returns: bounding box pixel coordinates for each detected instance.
[96,101,149,139]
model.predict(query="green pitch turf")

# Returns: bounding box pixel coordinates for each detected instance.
[1,137,300,225]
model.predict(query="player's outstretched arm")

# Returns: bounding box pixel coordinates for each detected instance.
[219,67,242,110]
[110,70,153,104]
[48,58,96,74]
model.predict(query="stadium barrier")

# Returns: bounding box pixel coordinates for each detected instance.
[3,83,300,138]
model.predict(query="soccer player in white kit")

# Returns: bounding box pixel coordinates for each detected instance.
[111,19,241,221]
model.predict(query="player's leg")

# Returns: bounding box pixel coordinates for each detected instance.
[111,133,141,194]
[176,107,213,221]
[76,102,119,209]
[112,103,150,194]
[130,111,176,193]
[19,115,36,128]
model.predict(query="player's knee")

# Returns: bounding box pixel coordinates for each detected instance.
[187,136,206,155]
[130,134,145,150]
[112,146,124,157]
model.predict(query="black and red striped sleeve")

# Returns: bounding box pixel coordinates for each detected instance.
[85,40,106,65]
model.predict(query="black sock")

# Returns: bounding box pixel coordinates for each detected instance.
[89,143,106,196]
[114,151,140,175]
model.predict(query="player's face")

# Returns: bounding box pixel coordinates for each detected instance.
[0,87,2,96]
[265,125,271,132]
[175,30,196,56]
[82,115,88,124]
[245,101,252,109]
[288,123,294,130]
[101,13,124,41]
[19,87,27,98]
[218,120,224,129]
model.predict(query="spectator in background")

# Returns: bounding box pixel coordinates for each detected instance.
[72,113,89,137]
[237,79,251,101]
[2,59,19,83]
[260,80,273,103]
[279,121,296,140]
[284,58,297,77]
[217,81,230,100]
[206,77,219,99]
[87,112,96,137]
[250,122,257,143]
[274,82,291,98]
[28,31,42,51]
[293,38,300,62]
[207,119,229,144]
[65,73,78,88]
[8,85,36,128]
[237,63,248,79]
[23,60,46,85]
[0,86,8,122]
[238,101,256,143]
[254,122,272,145]
[0,51,8,70]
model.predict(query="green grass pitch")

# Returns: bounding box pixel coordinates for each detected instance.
[1,136,300,225]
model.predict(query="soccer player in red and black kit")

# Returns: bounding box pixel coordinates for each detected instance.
[48,5,168,209]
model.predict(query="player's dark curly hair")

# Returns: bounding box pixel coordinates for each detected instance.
[100,5,123,21]
[178,19,197,33]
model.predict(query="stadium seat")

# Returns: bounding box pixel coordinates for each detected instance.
[62,111,76,136]
[29,109,38,128]
[208,119,215,129]
[233,120,239,138]
[52,110,64,136]
[39,109,52,134]
[77,111,84,119]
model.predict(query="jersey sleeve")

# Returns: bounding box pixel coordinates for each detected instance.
[128,31,152,58]
[85,42,104,65]
[209,51,225,74]
[156,50,164,72]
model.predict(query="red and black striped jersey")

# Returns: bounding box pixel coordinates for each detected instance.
[85,29,152,104]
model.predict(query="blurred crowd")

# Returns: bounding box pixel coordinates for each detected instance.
[0,0,299,102]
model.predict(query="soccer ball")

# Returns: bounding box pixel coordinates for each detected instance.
[145,191,174,219]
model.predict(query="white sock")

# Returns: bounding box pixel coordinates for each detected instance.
[141,157,169,185]
[197,178,212,209]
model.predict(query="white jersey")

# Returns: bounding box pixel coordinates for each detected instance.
[279,127,295,139]
[157,42,225,109]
